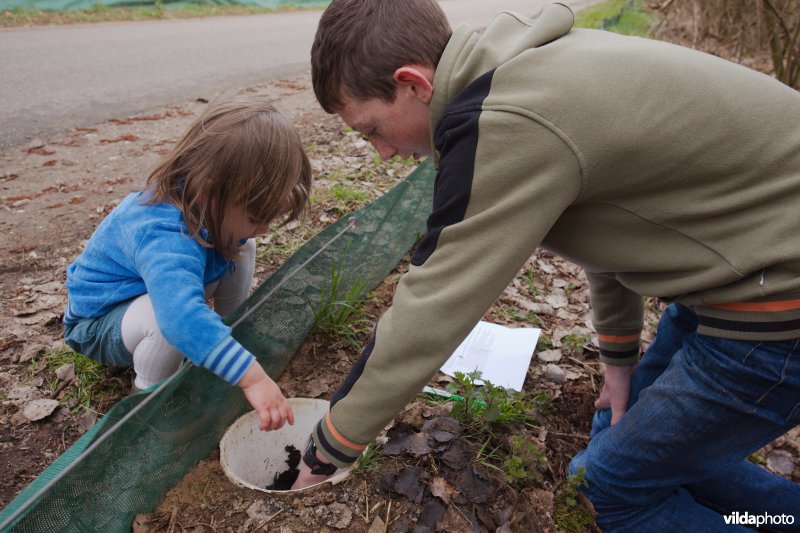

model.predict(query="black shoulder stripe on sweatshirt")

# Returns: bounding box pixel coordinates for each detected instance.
[411,69,496,266]
[331,335,376,407]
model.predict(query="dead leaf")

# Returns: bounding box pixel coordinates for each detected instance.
[78,410,98,434]
[766,450,795,476]
[11,411,28,427]
[436,505,477,532]
[504,287,555,315]
[323,502,353,530]
[537,349,562,363]
[393,466,426,502]
[420,416,459,444]
[8,386,37,405]
[25,146,56,156]
[56,363,75,382]
[529,488,555,514]
[34,281,64,294]
[382,423,419,455]
[366,516,385,533]
[398,400,426,427]
[421,401,453,418]
[495,506,514,526]
[305,378,329,398]
[416,498,447,529]
[408,432,434,455]
[18,343,47,363]
[14,310,60,326]
[440,439,471,469]
[428,476,457,504]
[22,399,60,421]
[448,467,493,504]
[16,293,63,314]
[99,134,139,144]
[544,294,568,309]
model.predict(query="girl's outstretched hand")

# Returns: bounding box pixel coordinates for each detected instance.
[237,363,295,431]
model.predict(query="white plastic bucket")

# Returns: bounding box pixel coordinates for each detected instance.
[219,398,354,493]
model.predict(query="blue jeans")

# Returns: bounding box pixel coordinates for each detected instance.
[569,304,800,532]
[63,298,134,366]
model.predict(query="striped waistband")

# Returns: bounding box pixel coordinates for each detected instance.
[694,298,800,341]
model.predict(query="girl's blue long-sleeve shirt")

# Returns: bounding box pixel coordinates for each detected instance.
[64,191,256,385]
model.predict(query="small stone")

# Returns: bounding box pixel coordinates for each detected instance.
[543,364,566,384]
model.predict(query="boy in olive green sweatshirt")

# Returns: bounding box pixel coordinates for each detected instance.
[294,1,800,529]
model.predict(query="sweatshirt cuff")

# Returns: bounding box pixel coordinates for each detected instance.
[312,412,369,469]
[597,331,640,366]
[202,337,256,384]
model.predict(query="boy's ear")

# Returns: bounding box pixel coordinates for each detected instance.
[393,65,435,104]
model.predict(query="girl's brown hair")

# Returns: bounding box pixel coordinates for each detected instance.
[311,0,452,113]
[146,94,312,258]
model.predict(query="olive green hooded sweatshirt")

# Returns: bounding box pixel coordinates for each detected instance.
[313,3,800,467]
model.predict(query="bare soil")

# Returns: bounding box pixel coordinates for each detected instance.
[2,11,799,533]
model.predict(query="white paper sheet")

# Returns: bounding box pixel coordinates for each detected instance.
[439,320,541,391]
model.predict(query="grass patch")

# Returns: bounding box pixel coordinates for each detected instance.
[0,2,323,28]
[352,442,383,475]
[256,223,314,264]
[328,183,370,214]
[555,468,597,532]
[573,0,655,37]
[441,370,551,429]
[436,372,555,492]
[42,347,125,410]
[312,256,371,346]
[561,331,592,356]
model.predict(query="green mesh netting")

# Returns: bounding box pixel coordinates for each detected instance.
[0,159,435,532]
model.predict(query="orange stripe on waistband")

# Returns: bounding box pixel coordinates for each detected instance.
[325,413,367,452]
[597,333,640,343]
[707,299,800,312]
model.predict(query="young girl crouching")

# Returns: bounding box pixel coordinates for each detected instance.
[63,94,312,431]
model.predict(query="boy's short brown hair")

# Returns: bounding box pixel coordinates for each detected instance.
[311,0,452,113]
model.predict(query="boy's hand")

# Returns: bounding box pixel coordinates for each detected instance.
[594,363,636,425]
[237,363,294,431]
[291,449,335,490]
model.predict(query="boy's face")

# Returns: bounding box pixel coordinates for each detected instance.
[337,66,434,161]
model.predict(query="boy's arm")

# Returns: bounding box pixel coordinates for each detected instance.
[585,271,644,366]
[585,271,644,424]
[303,112,584,473]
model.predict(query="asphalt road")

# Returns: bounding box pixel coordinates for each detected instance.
[0,0,597,148]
